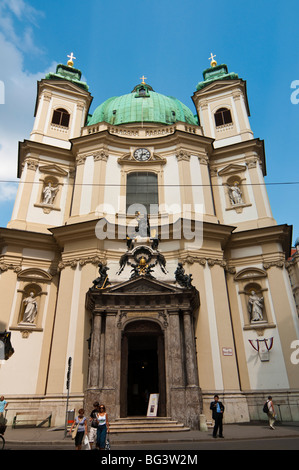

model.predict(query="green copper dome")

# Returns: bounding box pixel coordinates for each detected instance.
[87,83,198,126]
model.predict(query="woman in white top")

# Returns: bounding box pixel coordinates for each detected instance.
[96,404,109,450]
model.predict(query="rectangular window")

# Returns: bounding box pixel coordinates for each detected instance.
[126,172,158,214]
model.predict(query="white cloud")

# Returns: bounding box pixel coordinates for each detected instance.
[0,0,44,53]
[0,32,54,180]
[2,0,41,22]
[0,2,53,204]
[0,183,18,202]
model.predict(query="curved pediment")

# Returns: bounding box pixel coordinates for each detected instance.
[17,268,52,282]
[234,267,267,281]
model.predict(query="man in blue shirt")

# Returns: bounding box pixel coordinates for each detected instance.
[210,394,225,438]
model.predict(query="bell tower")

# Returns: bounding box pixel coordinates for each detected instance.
[192,54,253,148]
[8,55,93,233]
[192,55,276,230]
[30,53,92,148]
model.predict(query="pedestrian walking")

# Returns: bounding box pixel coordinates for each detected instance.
[96,404,109,450]
[69,408,88,450]
[266,396,276,429]
[89,401,99,449]
[210,394,225,438]
[0,396,8,418]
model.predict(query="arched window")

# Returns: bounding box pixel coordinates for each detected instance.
[51,108,70,127]
[214,107,232,127]
[126,172,158,214]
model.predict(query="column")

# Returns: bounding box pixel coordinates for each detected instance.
[101,313,117,413]
[182,309,202,429]
[91,151,108,214]
[167,310,185,422]
[30,91,52,142]
[70,154,85,217]
[102,313,116,388]
[176,151,193,210]
[88,312,102,388]
[198,153,217,221]
[182,310,198,386]
[17,156,39,224]
[168,311,184,387]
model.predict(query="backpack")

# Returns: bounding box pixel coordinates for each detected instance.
[263,402,269,413]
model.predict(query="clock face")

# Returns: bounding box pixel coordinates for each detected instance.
[133,148,151,161]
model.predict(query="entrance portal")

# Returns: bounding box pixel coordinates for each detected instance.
[86,274,201,428]
[121,320,166,417]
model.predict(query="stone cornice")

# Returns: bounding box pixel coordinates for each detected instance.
[225,224,292,257]
[210,138,266,175]
[50,219,234,248]
[18,139,73,178]
[57,255,106,271]
[263,260,285,270]
[181,255,227,268]
[36,78,92,110]
[0,262,22,273]
[117,152,166,166]
[0,227,59,252]
[76,149,109,165]
[80,121,203,140]
[70,125,214,156]
[181,256,292,273]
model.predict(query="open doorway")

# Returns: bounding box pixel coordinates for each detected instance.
[127,334,158,415]
[120,320,166,417]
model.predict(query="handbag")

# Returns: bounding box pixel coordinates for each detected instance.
[105,436,110,450]
[71,422,79,439]
[82,433,91,450]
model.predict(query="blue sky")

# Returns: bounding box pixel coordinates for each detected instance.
[0,0,298,244]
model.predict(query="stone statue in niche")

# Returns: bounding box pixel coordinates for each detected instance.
[22,292,38,323]
[42,182,58,205]
[248,290,264,322]
[228,182,243,205]
[175,263,194,288]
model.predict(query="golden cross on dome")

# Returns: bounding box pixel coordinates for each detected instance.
[208,52,217,67]
[140,75,147,85]
[67,52,76,67]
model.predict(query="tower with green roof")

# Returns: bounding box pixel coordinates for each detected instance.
[192,54,253,146]
[30,54,92,146]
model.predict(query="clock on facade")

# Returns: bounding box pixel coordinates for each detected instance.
[133,148,151,161]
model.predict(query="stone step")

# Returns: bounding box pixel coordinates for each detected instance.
[109,417,190,433]
[111,417,184,424]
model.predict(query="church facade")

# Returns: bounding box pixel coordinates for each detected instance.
[0,54,299,428]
